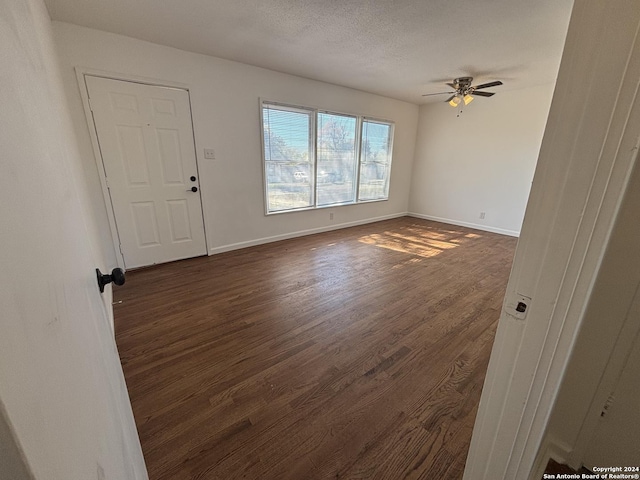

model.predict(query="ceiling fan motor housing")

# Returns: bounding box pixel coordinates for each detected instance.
[421,76,502,101]
[453,77,474,93]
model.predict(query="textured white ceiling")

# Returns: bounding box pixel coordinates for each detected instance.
[44,0,573,104]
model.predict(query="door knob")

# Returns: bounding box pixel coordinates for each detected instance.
[96,268,125,293]
[190,176,197,181]
[188,186,198,192]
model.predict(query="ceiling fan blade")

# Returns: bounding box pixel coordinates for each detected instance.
[446,83,456,88]
[473,91,495,97]
[444,95,456,103]
[422,91,454,96]
[474,80,503,90]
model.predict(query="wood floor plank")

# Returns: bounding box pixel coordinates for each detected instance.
[113,217,516,480]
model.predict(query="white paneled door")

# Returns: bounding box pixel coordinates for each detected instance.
[86,76,207,268]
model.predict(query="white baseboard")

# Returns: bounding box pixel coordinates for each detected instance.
[208,212,408,255]
[407,212,520,237]
[528,435,573,480]
[546,436,573,465]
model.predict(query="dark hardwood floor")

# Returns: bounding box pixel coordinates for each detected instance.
[543,459,594,477]
[113,216,517,480]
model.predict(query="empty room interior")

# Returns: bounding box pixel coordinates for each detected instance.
[2,1,640,479]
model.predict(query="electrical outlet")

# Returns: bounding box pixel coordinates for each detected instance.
[204,148,216,160]
[329,212,334,220]
[479,212,486,219]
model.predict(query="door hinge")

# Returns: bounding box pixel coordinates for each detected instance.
[88,97,94,112]
[105,177,109,188]
[600,393,615,417]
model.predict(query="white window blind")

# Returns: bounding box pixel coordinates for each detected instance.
[262,104,314,212]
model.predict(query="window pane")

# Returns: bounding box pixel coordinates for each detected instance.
[358,121,393,201]
[317,112,357,206]
[263,105,314,212]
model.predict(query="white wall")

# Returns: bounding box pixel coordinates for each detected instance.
[0,1,147,479]
[51,22,419,259]
[463,0,640,478]
[409,84,555,236]
[0,401,32,480]
[543,155,640,467]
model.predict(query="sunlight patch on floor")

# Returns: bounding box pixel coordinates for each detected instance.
[391,256,424,269]
[358,230,464,258]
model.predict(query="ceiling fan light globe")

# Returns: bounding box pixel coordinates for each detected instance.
[449,96,462,107]
[463,94,474,105]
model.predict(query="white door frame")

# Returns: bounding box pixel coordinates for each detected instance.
[463,2,640,479]
[75,67,209,270]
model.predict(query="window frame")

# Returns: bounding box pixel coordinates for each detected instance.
[261,102,316,214]
[260,99,395,215]
[357,118,395,203]
[315,109,360,208]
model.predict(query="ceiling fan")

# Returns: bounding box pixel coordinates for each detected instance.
[423,76,503,107]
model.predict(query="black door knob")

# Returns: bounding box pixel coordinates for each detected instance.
[96,267,126,293]
[190,176,196,181]
[190,186,198,192]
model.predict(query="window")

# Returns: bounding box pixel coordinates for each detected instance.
[262,104,314,213]
[261,101,394,214]
[317,112,358,206]
[359,120,393,201]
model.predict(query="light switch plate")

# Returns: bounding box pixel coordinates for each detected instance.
[204,148,216,159]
